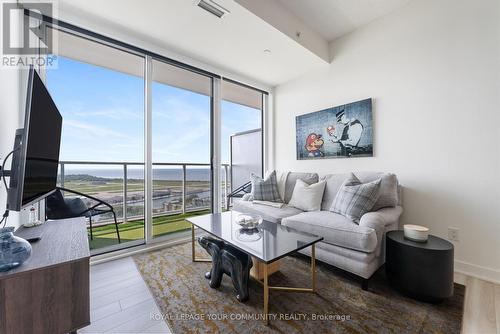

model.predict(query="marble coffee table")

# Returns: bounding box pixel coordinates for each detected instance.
[187,210,323,325]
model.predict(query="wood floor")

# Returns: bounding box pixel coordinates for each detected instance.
[459,273,500,334]
[82,255,499,334]
[82,257,171,333]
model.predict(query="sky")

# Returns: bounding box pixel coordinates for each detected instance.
[46,56,261,164]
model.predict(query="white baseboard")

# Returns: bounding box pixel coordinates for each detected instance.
[90,236,191,265]
[454,259,500,285]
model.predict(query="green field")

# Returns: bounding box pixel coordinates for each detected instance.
[89,209,210,249]
[59,175,217,250]
[63,179,211,196]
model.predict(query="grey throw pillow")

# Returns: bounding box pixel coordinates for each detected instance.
[372,173,399,210]
[251,170,282,202]
[330,173,381,223]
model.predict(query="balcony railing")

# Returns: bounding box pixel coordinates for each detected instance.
[58,161,231,226]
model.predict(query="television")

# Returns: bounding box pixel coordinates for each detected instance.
[6,67,63,212]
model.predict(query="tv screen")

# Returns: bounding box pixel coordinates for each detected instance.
[7,68,62,211]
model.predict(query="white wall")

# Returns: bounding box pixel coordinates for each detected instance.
[273,0,500,282]
[0,68,27,229]
[0,9,25,229]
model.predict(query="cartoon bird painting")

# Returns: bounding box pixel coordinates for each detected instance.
[305,133,324,157]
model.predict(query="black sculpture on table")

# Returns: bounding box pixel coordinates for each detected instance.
[198,236,225,282]
[198,236,253,302]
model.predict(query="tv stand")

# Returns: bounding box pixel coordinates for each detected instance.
[0,218,90,333]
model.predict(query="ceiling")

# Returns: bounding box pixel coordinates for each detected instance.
[276,0,413,42]
[56,0,328,88]
[55,0,411,87]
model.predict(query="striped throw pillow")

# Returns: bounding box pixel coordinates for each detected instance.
[330,173,381,223]
[250,171,282,202]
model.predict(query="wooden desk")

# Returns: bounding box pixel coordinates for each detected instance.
[0,218,90,334]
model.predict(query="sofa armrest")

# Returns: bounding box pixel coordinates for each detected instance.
[361,206,403,227]
[359,206,403,256]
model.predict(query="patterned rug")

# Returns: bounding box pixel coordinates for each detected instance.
[133,242,464,334]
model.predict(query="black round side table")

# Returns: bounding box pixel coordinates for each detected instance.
[385,230,454,303]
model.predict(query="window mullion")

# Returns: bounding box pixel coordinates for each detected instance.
[212,77,222,213]
[144,55,153,243]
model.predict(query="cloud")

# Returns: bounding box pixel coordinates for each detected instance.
[64,119,130,139]
[152,122,210,162]
[73,107,142,120]
[153,96,210,124]
[152,147,182,160]
[149,94,212,162]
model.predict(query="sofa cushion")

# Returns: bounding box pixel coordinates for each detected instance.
[320,172,399,210]
[281,211,378,253]
[299,243,381,279]
[232,201,303,224]
[314,241,377,263]
[284,172,319,203]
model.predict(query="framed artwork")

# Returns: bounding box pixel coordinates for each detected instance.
[296,98,373,160]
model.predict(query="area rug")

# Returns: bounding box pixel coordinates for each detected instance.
[133,242,464,334]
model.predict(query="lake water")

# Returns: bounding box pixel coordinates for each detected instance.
[63,167,227,181]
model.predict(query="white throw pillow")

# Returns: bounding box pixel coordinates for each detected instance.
[288,179,326,212]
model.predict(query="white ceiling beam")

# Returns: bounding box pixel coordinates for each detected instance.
[235,0,330,63]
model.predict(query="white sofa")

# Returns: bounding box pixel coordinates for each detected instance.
[232,171,403,289]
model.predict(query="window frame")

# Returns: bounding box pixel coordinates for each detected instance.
[27,9,268,256]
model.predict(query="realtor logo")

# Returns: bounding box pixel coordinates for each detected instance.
[1,1,56,68]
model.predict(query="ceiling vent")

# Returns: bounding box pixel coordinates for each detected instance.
[194,0,230,18]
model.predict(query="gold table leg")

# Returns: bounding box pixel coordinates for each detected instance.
[257,244,318,325]
[191,224,211,262]
[191,224,196,262]
[263,262,269,325]
[311,244,316,292]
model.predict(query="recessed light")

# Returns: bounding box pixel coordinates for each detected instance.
[264,49,271,53]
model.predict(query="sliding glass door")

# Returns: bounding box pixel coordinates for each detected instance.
[151,59,212,240]
[36,14,266,255]
[46,29,146,253]
[221,80,263,208]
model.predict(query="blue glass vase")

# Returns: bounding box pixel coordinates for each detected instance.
[0,227,32,272]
